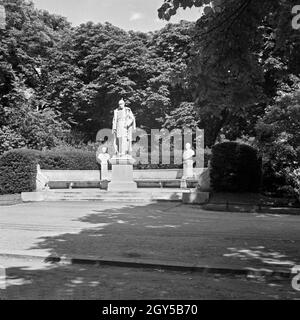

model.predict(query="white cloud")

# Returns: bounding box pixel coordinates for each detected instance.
[129,12,143,21]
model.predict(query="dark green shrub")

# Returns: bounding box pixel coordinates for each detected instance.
[39,150,98,170]
[0,149,38,195]
[211,142,262,193]
[256,91,300,197]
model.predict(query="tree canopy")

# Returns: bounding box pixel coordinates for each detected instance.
[0,0,299,164]
[158,0,299,145]
[0,0,196,149]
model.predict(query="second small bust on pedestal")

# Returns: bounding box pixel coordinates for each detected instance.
[182,143,195,179]
[181,143,195,189]
[97,146,110,181]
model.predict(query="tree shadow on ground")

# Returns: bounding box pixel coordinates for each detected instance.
[30,202,189,261]
[0,260,297,300]
[0,201,299,299]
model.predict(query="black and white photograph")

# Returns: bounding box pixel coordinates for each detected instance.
[0,0,300,306]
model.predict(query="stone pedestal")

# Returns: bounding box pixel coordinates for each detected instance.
[108,156,137,192]
[100,163,109,180]
[180,179,187,189]
[182,191,210,204]
[183,159,194,179]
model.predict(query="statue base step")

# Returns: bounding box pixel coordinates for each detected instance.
[107,181,138,192]
[109,155,135,165]
[108,156,137,192]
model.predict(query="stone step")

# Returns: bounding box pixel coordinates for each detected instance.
[43,195,182,199]
[47,180,198,189]
[21,189,193,202]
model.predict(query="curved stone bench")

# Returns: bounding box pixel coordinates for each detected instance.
[38,168,210,191]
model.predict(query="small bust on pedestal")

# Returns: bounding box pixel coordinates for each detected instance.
[182,143,195,179]
[97,146,110,181]
[181,143,195,188]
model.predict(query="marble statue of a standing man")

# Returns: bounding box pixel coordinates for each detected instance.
[112,99,136,157]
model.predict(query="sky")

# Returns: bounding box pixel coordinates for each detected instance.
[32,0,203,32]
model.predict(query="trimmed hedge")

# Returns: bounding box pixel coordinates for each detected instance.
[0,149,99,194]
[211,142,262,193]
[38,149,211,170]
[0,149,38,195]
[39,150,99,170]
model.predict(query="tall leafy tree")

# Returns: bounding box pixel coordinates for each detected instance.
[0,0,72,153]
[0,77,69,153]
[158,0,300,146]
[255,89,300,196]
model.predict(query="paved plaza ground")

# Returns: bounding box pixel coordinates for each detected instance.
[0,258,297,300]
[0,201,300,299]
